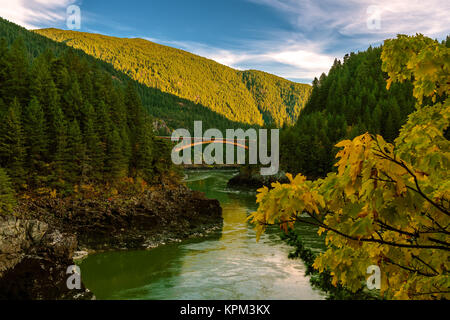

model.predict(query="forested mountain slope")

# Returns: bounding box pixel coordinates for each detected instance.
[0,17,182,194]
[35,28,311,127]
[240,70,310,125]
[0,18,249,133]
[0,37,174,193]
[280,46,417,178]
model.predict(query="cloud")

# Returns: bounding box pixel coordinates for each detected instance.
[146,0,449,83]
[248,0,450,40]
[238,0,450,81]
[0,0,77,29]
[2,0,447,83]
[143,36,335,83]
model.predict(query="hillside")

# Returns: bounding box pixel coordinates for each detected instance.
[280,46,417,178]
[240,70,310,125]
[0,18,251,133]
[0,38,177,193]
[35,28,311,127]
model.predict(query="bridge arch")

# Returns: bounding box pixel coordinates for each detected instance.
[174,140,248,152]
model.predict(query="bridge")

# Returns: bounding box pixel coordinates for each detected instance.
[156,136,251,152]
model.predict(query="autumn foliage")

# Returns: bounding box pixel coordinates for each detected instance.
[249,34,449,299]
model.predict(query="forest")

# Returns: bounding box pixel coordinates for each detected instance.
[280,46,415,178]
[35,28,311,127]
[0,18,252,134]
[279,38,450,179]
[0,29,177,205]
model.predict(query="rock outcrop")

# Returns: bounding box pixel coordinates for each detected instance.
[17,184,223,250]
[227,170,289,189]
[0,184,222,299]
[0,217,93,299]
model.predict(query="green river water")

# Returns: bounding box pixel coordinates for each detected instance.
[79,170,326,299]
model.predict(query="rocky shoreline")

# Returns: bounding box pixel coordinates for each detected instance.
[0,183,222,300]
[227,169,289,189]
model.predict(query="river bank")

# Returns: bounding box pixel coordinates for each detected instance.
[78,170,326,300]
[0,181,222,299]
[227,166,289,189]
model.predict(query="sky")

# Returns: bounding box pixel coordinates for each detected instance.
[0,0,449,83]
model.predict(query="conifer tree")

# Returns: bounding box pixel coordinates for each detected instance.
[50,105,68,187]
[82,102,104,181]
[23,97,48,186]
[0,98,26,186]
[63,79,83,121]
[65,119,85,184]
[8,38,30,105]
[0,167,16,215]
[135,121,155,182]
[0,38,11,102]
[105,129,125,181]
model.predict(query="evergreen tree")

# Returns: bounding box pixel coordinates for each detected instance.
[0,98,26,186]
[105,129,125,181]
[65,120,85,184]
[7,38,30,105]
[135,120,155,182]
[50,105,68,188]
[0,38,11,103]
[23,97,48,186]
[63,79,83,121]
[0,167,16,215]
[81,102,104,181]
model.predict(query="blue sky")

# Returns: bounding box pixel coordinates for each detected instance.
[1,0,449,83]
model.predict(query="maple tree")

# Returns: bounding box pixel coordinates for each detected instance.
[249,34,449,299]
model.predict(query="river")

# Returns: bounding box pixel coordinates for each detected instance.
[79,170,326,299]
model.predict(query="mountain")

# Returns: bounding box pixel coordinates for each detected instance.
[0,17,252,133]
[240,70,310,125]
[35,28,311,127]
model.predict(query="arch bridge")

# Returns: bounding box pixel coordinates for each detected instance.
[156,136,249,152]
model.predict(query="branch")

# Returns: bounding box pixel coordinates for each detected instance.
[299,210,450,251]
[411,254,440,276]
[384,258,436,277]
[376,219,416,237]
[372,144,449,216]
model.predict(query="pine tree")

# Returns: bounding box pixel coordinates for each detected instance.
[135,121,155,182]
[119,127,132,175]
[30,52,60,118]
[0,98,26,186]
[0,38,12,103]
[94,100,111,143]
[23,97,48,186]
[63,79,83,121]
[125,80,144,132]
[50,105,68,187]
[65,120,85,184]
[82,102,104,181]
[105,129,125,181]
[0,167,16,215]
[8,38,30,106]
